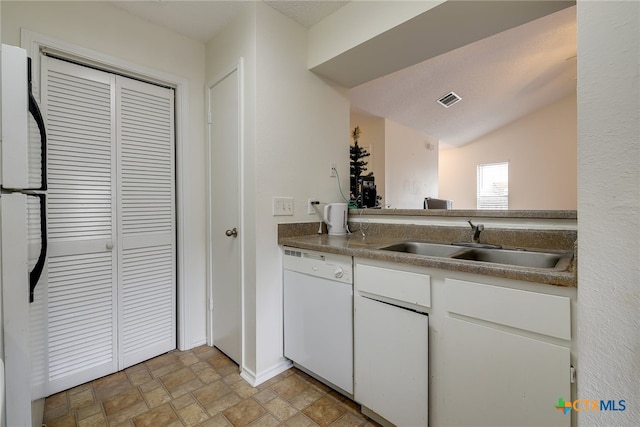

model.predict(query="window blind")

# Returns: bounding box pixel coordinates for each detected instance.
[477,162,508,209]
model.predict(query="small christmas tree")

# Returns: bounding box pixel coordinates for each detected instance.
[350,126,373,207]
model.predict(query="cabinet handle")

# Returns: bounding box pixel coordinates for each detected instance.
[225,228,238,238]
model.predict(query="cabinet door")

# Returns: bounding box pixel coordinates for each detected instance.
[355,295,428,426]
[440,317,570,427]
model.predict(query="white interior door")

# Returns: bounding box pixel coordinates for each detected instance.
[43,57,118,393]
[117,76,176,369]
[42,56,176,394]
[208,66,242,365]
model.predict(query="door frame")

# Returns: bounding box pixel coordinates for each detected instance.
[205,59,245,366]
[21,30,191,350]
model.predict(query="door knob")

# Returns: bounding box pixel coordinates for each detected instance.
[225,228,238,238]
[106,242,114,250]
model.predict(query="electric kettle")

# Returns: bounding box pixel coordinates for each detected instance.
[323,203,348,235]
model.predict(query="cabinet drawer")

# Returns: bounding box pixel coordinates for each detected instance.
[445,278,570,340]
[356,264,430,309]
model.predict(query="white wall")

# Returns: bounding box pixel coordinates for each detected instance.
[254,2,350,376]
[439,92,577,210]
[385,119,439,209]
[577,2,639,425]
[206,2,350,382]
[350,111,386,206]
[307,1,440,69]
[1,1,208,347]
[348,113,438,209]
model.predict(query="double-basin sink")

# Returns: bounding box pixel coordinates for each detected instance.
[380,241,573,271]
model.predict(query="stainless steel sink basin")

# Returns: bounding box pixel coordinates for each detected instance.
[380,241,573,270]
[451,248,572,270]
[451,242,502,249]
[380,241,467,258]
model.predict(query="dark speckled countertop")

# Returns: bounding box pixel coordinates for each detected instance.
[348,209,577,219]
[278,222,577,287]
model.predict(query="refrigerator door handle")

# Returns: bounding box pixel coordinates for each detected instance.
[29,193,47,303]
[28,57,48,191]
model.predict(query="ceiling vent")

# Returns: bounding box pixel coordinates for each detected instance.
[437,92,461,108]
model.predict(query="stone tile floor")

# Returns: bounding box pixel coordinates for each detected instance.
[43,345,380,427]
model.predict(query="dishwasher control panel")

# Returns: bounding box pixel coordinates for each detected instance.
[283,247,353,284]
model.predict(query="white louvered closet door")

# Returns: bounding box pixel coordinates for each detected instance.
[43,57,118,394]
[42,57,176,394]
[116,76,176,370]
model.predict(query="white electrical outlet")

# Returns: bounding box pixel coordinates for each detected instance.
[329,162,337,177]
[273,197,294,216]
[308,198,319,214]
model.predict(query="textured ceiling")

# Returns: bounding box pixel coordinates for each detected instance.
[349,5,577,147]
[265,1,349,28]
[109,1,576,149]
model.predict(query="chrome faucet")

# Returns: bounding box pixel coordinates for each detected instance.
[468,220,484,243]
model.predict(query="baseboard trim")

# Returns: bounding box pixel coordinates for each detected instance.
[241,359,293,387]
[177,338,207,352]
[190,338,207,348]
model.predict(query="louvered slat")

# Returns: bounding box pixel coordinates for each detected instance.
[47,65,113,242]
[121,245,174,358]
[47,252,114,381]
[118,78,175,368]
[43,57,176,390]
[44,57,117,393]
[28,196,48,399]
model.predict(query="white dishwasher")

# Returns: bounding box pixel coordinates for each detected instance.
[283,247,353,395]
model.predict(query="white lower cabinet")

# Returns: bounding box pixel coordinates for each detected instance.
[354,261,430,426]
[439,278,572,427]
[354,294,429,426]
[351,258,575,427]
[440,318,570,427]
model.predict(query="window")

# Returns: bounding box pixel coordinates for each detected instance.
[477,162,508,209]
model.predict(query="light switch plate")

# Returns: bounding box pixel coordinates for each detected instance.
[273,197,294,216]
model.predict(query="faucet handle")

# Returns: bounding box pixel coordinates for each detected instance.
[468,220,484,243]
[468,220,484,231]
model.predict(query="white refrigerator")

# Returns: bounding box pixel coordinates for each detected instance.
[0,43,48,427]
